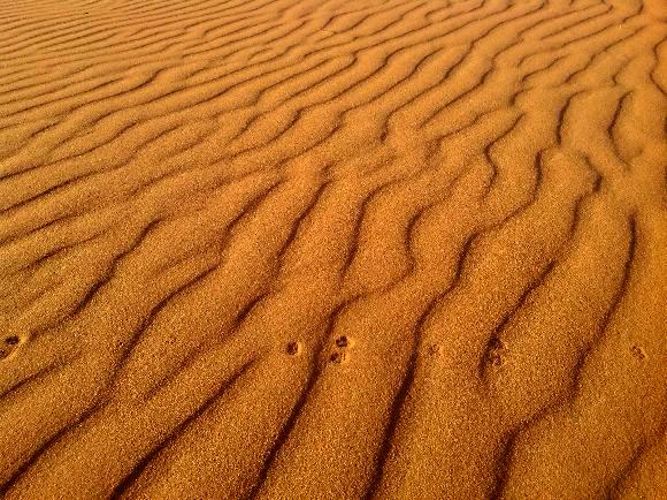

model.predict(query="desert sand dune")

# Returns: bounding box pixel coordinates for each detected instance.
[0,0,666,498]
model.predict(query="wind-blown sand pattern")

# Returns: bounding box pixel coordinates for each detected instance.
[0,0,666,498]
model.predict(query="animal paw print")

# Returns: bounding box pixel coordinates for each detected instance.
[630,344,646,361]
[286,341,301,356]
[0,335,21,360]
[335,335,349,348]
[329,351,346,364]
[329,335,351,364]
[426,343,442,358]
[486,337,507,367]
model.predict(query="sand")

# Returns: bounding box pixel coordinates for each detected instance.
[0,0,666,498]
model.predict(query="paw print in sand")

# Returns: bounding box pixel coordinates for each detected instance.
[329,351,346,364]
[329,335,351,364]
[426,343,442,358]
[286,341,301,356]
[1,335,21,360]
[335,335,349,348]
[486,337,507,368]
[630,344,646,361]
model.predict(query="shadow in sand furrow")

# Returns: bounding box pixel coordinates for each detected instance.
[0,253,227,493]
[0,392,102,495]
[0,0,272,62]
[362,150,545,496]
[609,412,667,498]
[567,214,636,397]
[141,290,269,403]
[244,302,347,499]
[527,3,612,42]
[0,64,106,110]
[0,0,490,184]
[606,90,634,168]
[538,4,616,46]
[341,182,404,282]
[431,103,504,148]
[342,167,451,289]
[571,26,650,83]
[556,89,590,145]
[0,74,127,113]
[0,360,63,403]
[1,231,102,282]
[418,58,492,128]
[477,161,602,385]
[649,37,667,95]
[0,70,165,171]
[274,179,333,264]
[492,211,644,498]
[363,222,482,499]
[519,52,568,85]
[478,115,525,197]
[110,358,256,498]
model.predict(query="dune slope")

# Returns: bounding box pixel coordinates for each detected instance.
[1,0,666,498]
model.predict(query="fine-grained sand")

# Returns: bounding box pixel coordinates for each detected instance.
[1,0,666,498]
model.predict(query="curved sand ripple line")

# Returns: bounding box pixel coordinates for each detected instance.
[0,0,666,498]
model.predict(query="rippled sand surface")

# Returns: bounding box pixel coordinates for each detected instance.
[1,0,666,498]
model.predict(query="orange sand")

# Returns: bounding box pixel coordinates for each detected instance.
[1,0,666,498]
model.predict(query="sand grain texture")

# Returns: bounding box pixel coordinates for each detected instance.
[0,0,666,498]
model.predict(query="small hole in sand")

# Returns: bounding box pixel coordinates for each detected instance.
[5,336,19,346]
[335,336,349,348]
[0,349,8,360]
[329,351,346,364]
[286,341,300,356]
[489,352,503,367]
[427,344,441,357]
[487,338,506,367]
[630,345,646,360]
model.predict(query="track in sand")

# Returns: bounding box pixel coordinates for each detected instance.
[0,0,666,498]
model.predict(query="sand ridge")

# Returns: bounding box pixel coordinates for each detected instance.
[0,0,666,498]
